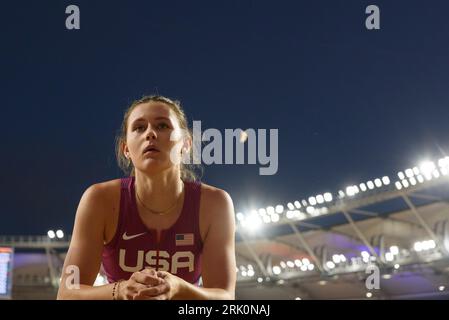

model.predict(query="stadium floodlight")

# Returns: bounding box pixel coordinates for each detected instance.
[287,202,294,210]
[244,213,262,231]
[414,241,423,252]
[413,166,420,175]
[374,178,382,188]
[339,254,346,262]
[258,208,267,215]
[316,194,324,204]
[338,190,345,198]
[275,205,284,214]
[257,277,263,283]
[353,185,360,194]
[287,261,295,268]
[394,264,400,269]
[360,183,367,192]
[286,211,294,219]
[47,230,56,239]
[301,199,308,207]
[294,259,302,267]
[308,264,315,271]
[424,240,436,250]
[361,251,370,263]
[263,216,271,223]
[395,181,403,190]
[409,177,417,186]
[56,230,64,239]
[266,206,275,215]
[432,170,440,178]
[294,210,304,220]
[346,186,355,197]
[302,258,310,265]
[385,252,394,262]
[390,246,399,255]
[295,297,302,300]
[405,168,414,178]
[308,197,317,206]
[439,286,445,292]
[242,271,247,277]
[402,179,409,188]
[319,280,327,286]
[367,181,375,190]
[417,175,425,183]
[323,192,333,202]
[398,172,405,180]
[366,292,373,298]
[271,214,280,222]
[236,212,245,221]
[332,254,341,264]
[438,157,449,168]
[382,274,392,280]
[272,266,281,275]
[361,251,370,259]
[294,201,301,208]
[382,176,390,185]
[306,206,315,215]
[420,161,436,176]
[280,261,287,268]
[441,167,448,176]
[247,269,255,277]
[326,261,335,269]
[300,265,308,271]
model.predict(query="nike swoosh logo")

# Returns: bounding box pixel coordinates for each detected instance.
[122,232,147,240]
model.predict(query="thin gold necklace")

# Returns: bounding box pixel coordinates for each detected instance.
[135,183,184,216]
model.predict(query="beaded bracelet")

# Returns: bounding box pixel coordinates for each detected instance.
[112,280,122,300]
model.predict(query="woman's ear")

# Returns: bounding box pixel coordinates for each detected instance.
[123,143,130,159]
[182,136,192,154]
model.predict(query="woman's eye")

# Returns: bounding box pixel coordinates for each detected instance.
[157,123,169,129]
[134,126,145,132]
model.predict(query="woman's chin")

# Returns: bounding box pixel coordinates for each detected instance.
[137,162,176,175]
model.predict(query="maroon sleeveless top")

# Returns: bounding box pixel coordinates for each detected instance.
[102,177,203,285]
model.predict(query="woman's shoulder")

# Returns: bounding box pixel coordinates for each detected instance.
[198,182,234,210]
[197,182,235,240]
[81,178,123,206]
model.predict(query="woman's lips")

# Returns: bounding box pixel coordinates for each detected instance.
[144,149,160,154]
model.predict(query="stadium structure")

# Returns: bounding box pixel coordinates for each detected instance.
[1,157,449,300]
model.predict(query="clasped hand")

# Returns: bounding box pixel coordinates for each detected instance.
[119,268,179,300]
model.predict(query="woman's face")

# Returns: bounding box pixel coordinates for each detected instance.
[124,101,184,175]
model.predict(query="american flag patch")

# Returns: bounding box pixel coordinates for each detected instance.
[175,233,194,246]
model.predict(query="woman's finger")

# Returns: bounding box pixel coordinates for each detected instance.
[132,272,162,286]
[136,283,169,297]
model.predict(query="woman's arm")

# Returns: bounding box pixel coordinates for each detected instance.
[57,183,113,299]
[134,188,237,300]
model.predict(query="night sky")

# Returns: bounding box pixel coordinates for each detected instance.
[1,0,448,235]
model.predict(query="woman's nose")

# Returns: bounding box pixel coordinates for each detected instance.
[146,127,157,140]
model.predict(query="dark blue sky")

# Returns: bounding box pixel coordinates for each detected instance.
[1,0,448,235]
